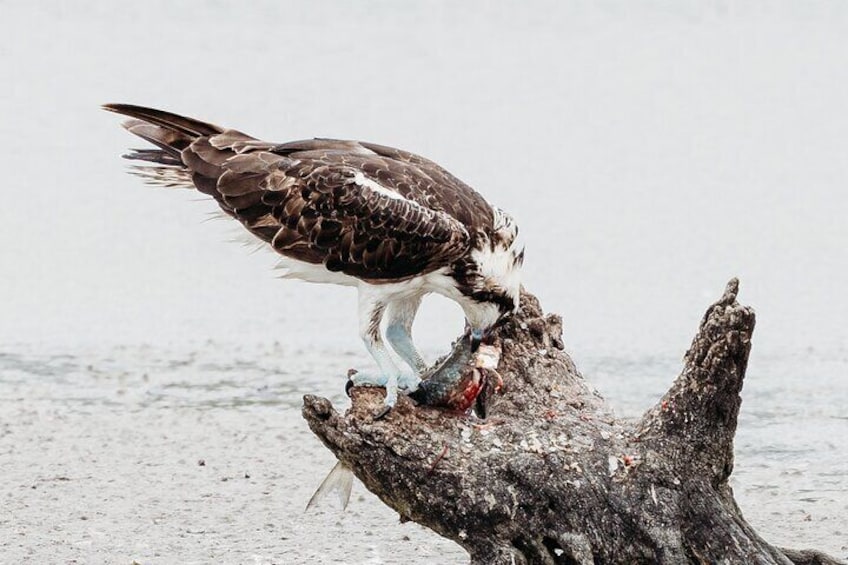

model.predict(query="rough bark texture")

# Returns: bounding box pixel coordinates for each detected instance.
[303,281,845,565]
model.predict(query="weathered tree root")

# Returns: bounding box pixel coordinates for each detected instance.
[303,280,845,565]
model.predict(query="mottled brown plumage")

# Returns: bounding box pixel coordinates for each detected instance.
[104,103,495,282]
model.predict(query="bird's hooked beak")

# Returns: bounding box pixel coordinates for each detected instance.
[470,328,486,352]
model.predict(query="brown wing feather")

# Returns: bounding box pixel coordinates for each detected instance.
[106,104,491,281]
[103,103,223,137]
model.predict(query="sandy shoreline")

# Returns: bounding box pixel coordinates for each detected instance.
[1,343,845,563]
[0,346,466,564]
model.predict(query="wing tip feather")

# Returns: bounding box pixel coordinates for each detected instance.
[102,102,223,137]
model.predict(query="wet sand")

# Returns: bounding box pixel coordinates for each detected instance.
[1,342,845,563]
[0,344,466,564]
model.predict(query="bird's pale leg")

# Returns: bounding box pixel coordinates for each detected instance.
[353,292,401,409]
[384,295,426,391]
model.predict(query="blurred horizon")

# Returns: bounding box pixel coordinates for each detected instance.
[1,1,847,362]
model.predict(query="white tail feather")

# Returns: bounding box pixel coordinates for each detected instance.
[128,165,194,188]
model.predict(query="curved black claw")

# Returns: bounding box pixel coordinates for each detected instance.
[373,405,392,421]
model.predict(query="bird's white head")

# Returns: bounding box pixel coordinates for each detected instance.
[454,208,524,345]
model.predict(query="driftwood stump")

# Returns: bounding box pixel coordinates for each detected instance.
[303,281,844,565]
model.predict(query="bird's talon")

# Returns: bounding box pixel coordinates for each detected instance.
[373,405,392,420]
[397,373,421,392]
[349,371,389,388]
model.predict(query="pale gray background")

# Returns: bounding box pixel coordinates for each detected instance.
[1,1,846,563]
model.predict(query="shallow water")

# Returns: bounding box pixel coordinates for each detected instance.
[2,0,847,562]
[583,349,848,558]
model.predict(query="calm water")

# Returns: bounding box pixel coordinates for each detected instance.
[1,1,846,562]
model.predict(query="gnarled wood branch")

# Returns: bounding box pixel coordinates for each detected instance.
[303,281,844,565]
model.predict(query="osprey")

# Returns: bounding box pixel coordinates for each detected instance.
[104,104,524,412]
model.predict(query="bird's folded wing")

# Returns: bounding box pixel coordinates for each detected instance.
[194,134,472,280]
[109,103,487,281]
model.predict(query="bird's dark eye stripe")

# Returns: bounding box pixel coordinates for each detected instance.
[470,290,515,314]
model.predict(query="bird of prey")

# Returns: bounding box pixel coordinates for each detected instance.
[104,104,524,413]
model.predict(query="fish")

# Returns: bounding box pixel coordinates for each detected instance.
[409,333,502,417]
[305,460,354,512]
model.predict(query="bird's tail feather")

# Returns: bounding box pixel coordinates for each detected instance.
[102,103,223,138]
[128,164,194,189]
[104,103,225,188]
